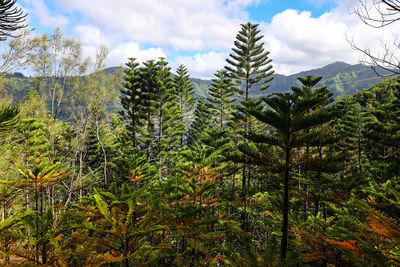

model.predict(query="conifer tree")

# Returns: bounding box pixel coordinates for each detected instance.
[152,58,182,178]
[174,64,195,146]
[364,100,400,180]
[224,23,274,227]
[0,0,26,136]
[225,22,274,101]
[15,118,50,166]
[239,81,336,260]
[120,58,145,147]
[207,70,236,130]
[187,98,211,147]
[138,60,158,160]
[0,0,27,41]
[290,75,339,216]
[336,96,369,173]
[353,78,400,180]
[0,104,18,134]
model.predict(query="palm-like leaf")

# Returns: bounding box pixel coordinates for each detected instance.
[0,104,19,134]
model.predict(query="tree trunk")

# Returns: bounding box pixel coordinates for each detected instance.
[95,116,108,184]
[78,150,84,200]
[281,146,291,261]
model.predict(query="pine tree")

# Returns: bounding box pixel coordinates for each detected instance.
[224,23,274,229]
[138,60,158,161]
[207,70,236,130]
[352,77,400,181]
[364,100,400,181]
[336,96,369,174]
[120,58,145,147]
[187,98,211,147]
[79,182,163,266]
[0,0,27,41]
[225,22,274,101]
[291,75,340,217]
[152,58,182,179]
[238,81,336,260]
[15,118,50,166]
[0,104,18,134]
[174,64,195,147]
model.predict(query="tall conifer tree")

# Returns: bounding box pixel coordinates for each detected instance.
[225,22,274,101]
[138,60,158,160]
[224,22,274,231]
[187,98,211,147]
[152,58,182,178]
[174,64,195,147]
[238,81,336,260]
[207,70,236,130]
[120,58,144,147]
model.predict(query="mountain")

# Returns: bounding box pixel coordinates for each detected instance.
[269,62,389,98]
[1,62,389,107]
[193,62,389,99]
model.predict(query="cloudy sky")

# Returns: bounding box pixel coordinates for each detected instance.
[17,0,397,78]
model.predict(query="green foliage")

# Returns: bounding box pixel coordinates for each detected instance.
[225,22,274,100]
[2,25,400,267]
[207,69,236,129]
[0,103,18,134]
[120,57,145,147]
[187,98,211,147]
[238,76,337,260]
[174,64,195,147]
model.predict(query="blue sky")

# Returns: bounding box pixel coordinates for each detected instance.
[17,0,390,78]
[246,0,337,22]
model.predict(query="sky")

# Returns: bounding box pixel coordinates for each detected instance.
[16,0,397,78]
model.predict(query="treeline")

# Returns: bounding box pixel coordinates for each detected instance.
[0,22,400,266]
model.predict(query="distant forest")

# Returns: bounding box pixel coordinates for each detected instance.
[1,0,400,266]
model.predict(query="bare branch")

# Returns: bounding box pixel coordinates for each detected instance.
[355,0,400,28]
[351,1,400,75]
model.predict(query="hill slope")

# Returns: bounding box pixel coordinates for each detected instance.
[270,62,388,97]
[1,62,389,106]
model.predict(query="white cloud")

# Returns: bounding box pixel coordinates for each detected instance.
[175,51,228,78]
[261,2,395,75]
[20,0,400,77]
[105,42,167,67]
[20,0,69,28]
[53,0,249,51]
[74,25,111,48]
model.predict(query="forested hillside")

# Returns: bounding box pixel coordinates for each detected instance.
[1,1,400,266]
[1,61,388,111]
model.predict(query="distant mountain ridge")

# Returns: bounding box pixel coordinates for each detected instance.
[269,62,388,97]
[100,62,388,100]
[192,62,388,99]
[1,62,389,107]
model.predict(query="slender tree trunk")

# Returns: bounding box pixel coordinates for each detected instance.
[132,110,136,147]
[158,105,163,179]
[242,75,251,232]
[2,202,5,221]
[40,189,47,264]
[78,151,84,200]
[95,116,107,184]
[180,94,184,147]
[124,236,129,267]
[358,135,362,172]
[241,166,247,231]
[281,146,291,261]
[147,110,153,161]
[220,103,224,130]
[35,183,39,265]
